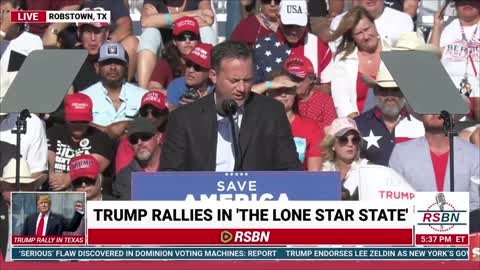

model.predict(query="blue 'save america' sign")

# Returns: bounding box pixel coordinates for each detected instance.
[132,171,341,201]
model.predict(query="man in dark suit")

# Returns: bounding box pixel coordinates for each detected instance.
[160,41,302,171]
[22,194,84,236]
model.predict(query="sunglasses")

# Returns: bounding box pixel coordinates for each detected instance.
[337,135,361,146]
[261,0,281,5]
[282,24,304,31]
[68,121,90,126]
[128,132,154,145]
[140,107,165,118]
[72,177,96,189]
[175,33,199,42]
[185,60,208,72]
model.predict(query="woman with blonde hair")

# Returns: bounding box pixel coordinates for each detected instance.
[321,117,368,200]
[330,6,388,118]
[322,117,416,201]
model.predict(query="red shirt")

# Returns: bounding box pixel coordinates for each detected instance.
[150,58,185,89]
[356,72,374,113]
[25,0,83,36]
[231,15,274,47]
[290,115,322,170]
[298,90,337,139]
[115,138,135,174]
[430,150,449,192]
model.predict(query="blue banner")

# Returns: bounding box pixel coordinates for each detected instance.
[12,247,469,260]
[132,171,341,201]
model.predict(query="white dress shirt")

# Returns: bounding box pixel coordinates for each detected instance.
[215,110,244,172]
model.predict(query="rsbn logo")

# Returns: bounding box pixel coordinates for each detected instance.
[417,193,466,232]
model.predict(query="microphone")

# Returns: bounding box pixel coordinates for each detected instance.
[435,193,446,230]
[216,98,238,117]
[216,98,241,171]
[435,193,446,211]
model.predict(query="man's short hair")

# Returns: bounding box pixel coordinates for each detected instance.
[210,41,252,72]
[36,194,50,204]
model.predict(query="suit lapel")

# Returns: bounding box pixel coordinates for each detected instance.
[45,213,54,235]
[239,94,257,159]
[444,137,464,191]
[199,94,217,170]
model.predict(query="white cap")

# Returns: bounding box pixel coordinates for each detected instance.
[280,0,308,27]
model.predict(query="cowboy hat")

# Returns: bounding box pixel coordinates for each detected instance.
[393,32,442,58]
[361,65,398,88]
[0,158,47,186]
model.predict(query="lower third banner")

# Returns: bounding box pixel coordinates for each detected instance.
[11,247,469,260]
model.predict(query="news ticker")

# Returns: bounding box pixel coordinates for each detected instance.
[11,247,471,261]
[10,10,110,24]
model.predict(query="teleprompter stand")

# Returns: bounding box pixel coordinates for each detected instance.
[0,50,87,190]
[382,51,475,192]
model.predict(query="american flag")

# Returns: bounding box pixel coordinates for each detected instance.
[253,33,292,83]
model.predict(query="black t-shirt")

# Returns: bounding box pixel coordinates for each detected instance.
[143,0,201,45]
[81,0,130,33]
[308,0,327,17]
[47,126,114,172]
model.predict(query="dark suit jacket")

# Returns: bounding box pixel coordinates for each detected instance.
[160,93,302,171]
[21,211,84,236]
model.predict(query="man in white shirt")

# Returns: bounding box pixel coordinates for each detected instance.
[330,0,413,52]
[0,113,48,177]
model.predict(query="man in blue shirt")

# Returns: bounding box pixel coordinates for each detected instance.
[166,43,214,110]
[81,41,147,138]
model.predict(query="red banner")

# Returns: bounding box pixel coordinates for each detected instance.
[10,11,47,23]
[471,233,480,261]
[12,236,85,245]
[88,228,413,245]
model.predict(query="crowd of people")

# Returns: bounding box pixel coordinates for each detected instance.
[0,0,480,258]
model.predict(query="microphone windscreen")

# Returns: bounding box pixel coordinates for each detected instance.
[216,98,238,117]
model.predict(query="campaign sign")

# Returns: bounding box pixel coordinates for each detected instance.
[132,171,341,201]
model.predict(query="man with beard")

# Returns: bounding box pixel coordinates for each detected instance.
[47,93,114,191]
[113,117,162,200]
[81,41,147,139]
[389,114,479,211]
[354,67,424,166]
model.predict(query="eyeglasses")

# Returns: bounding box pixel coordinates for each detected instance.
[261,0,281,5]
[185,60,208,72]
[72,177,96,189]
[140,108,165,118]
[175,33,199,42]
[128,133,154,145]
[337,135,361,146]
